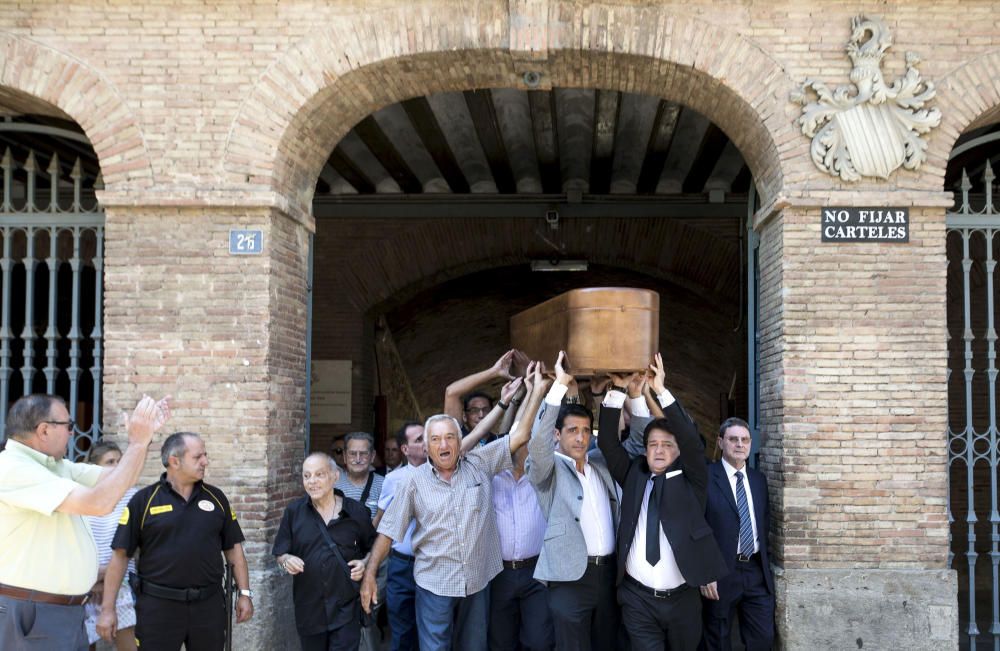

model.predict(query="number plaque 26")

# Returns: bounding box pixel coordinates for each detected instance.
[229,229,263,255]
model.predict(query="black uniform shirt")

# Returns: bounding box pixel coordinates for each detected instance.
[111,473,245,588]
[271,491,376,635]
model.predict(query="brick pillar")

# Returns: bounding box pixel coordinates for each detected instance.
[756,200,957,649]
[101,205,309,648]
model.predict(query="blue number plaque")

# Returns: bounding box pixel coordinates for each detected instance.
[229,229,263,255]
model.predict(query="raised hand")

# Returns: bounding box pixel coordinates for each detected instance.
[510,349,531,378]
[491,349,516,380]
[125,395,170,447]
[649,352,667,395]
[554,350,573,387]
[590,375,611,395]
[608,372,640,397]
[500,377,524,405]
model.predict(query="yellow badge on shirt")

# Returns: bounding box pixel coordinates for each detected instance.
[150,505,173,515]
[119,507,130,525]
[231,508,237,521]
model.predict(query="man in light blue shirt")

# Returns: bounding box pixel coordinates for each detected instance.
[375,421,425,651]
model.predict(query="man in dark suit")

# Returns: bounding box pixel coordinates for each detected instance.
[596,354,728,651]
[699,417,774,651]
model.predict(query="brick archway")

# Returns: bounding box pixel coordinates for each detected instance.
[223,5,798,217]
[926,48,1000,182]
[0,31,152,191]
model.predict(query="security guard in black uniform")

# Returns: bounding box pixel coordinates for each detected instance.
[96,431,254,650]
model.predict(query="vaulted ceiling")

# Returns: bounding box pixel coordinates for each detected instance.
[314,88,753,200]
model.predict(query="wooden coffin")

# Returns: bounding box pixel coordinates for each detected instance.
[510,287,659,375]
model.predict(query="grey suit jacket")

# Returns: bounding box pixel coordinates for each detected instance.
[525,401,646,583]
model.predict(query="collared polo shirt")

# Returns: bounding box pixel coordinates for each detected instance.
[0,439,103,594]
[378,438,512,598]
[271,490,376,635]
[112,473,244,589]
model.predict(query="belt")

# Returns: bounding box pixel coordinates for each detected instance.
[737,552,759,563]
[503,556,539,570]
[390,550,415,563]
[624,575,689,599]
[0,583,88,606]
[134,576,220,603]
[587,554,614,567]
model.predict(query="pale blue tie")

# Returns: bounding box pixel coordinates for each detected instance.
[735,471,754,556]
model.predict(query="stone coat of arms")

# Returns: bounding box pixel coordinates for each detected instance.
[792,15,942,182]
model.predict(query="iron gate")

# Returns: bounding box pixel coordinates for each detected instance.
[947,135,1000,649]
[0,121,104,460]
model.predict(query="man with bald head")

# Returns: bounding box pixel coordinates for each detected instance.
[273,452,376,651]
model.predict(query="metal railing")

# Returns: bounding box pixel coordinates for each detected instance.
[947,160,1000,651]
[0,134,104,460]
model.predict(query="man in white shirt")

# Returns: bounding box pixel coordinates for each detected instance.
[525,352,621,651]
[595,354,728,650]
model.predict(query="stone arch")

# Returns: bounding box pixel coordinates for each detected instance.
[223,5,798,217]
[927,49,1000,180]
[0,32,152,191]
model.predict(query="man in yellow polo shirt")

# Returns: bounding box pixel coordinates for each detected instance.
[0,393,169,651]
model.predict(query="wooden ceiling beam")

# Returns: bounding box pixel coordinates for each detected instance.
[400,97,469,193]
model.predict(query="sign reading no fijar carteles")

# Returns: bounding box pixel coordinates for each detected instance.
[821,207,909,243]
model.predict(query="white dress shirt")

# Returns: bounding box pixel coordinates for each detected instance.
[625,474,687,590]
[722,457,759,554]
[606,386,687,589]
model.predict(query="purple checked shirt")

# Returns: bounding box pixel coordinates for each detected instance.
[492,469,547,562]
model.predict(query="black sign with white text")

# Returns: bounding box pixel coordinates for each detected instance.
[821,207,909,243]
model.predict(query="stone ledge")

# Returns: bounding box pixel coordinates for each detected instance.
[774,567,957,651]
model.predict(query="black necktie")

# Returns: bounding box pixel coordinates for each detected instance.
[646,474,665,565]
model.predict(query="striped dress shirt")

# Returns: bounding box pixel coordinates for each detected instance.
[378,438,512,597]
[492,469,546,561]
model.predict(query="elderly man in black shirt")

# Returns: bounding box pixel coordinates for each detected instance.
[273,451,376,651]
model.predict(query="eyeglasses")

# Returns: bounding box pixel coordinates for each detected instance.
[346,450,371,459]
[464,407,490,415]
[43,419,76,430]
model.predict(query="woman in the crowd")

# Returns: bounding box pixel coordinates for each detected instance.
[84,441,139,651]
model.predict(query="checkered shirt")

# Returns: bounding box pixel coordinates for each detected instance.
[378,437,512,597]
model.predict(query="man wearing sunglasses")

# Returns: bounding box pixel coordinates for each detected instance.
[0,393,170,651]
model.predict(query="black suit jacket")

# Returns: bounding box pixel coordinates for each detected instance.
[704,460,774,594]
[597,398,728,588]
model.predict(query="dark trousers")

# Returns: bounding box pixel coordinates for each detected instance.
[489,564,554,651]
[299,620,362,651]
[546,560,618,651]
[702,556,774,651]
[415,584,489,651]
[134,592,225,651]
[0,595,87,651]
[618,578,701,651]
[387,553,419,651]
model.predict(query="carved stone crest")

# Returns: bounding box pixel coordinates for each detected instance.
[792,15,942,182]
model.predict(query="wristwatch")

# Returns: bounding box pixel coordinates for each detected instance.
[238,589,254,600]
